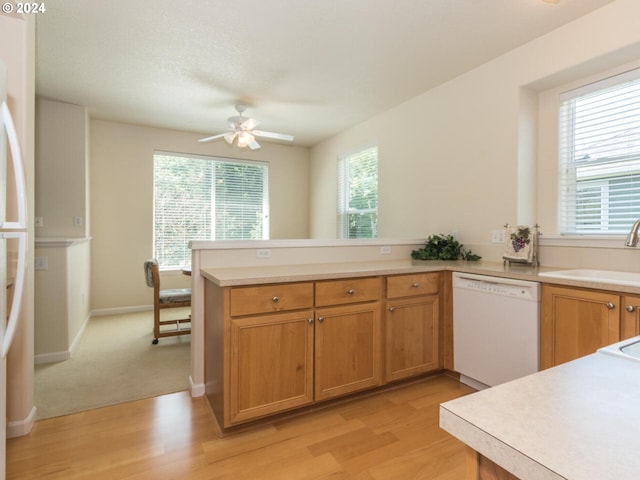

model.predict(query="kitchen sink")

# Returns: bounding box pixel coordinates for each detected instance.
[598,336,640,363]
[538,269,640,287]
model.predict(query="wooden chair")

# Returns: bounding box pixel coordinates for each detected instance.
[144,259,191,345]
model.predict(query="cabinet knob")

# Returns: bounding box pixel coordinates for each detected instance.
[308,318,314,324]
[412,282,419,288]
[272,296,279,303]
[347,289,355,295]
[389,306,395,312]
[627,305,636,312]
[318,316,324,323]
[606,302,615,310]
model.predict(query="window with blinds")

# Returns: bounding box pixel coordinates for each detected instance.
[337,146,378,239]
[559,69,640,235]
[153,152,269,268]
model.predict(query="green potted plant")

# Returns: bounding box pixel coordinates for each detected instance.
[411,234,481,261]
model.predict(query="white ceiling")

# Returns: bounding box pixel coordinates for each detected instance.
[35,0,615,147]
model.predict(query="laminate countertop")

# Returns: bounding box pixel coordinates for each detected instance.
[439,348,640,480]
[200,259,640,294]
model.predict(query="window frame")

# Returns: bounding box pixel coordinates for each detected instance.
[536,59,640,246]
[153,151,270,269]
[557,68,640,236]
[337,145,379,239]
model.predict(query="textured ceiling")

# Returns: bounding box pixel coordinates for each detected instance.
[35,0,615,147]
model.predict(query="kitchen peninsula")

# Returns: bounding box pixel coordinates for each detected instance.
[200,258,450,430]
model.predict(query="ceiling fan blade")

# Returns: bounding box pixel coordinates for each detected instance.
[252,130,294,142]
[198,133,226,143]
[224,132,237,144]
[248,140,261,150]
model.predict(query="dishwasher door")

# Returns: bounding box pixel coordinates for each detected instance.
[453,272,540,389]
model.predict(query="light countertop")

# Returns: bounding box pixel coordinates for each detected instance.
[439,350,640,479]
[199,259,640,294]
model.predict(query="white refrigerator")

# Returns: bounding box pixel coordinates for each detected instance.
[0,59,28,478]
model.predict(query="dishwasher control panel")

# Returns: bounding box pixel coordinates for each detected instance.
[452,272,540,301]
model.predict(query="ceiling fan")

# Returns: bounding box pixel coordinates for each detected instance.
[198,104,294,150]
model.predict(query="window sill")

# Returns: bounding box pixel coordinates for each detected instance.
[540,235,629,249]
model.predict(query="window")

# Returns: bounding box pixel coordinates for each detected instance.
[154,152,269,268]
[337,146,378,239]
[558,69,640,235]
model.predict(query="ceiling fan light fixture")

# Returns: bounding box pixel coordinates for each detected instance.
[237,131,255,148]
[198,105,292,147]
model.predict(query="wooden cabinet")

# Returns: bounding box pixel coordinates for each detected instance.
[385,273,441,382]
[226,282,315,424]
[315,302,382,400]
[229,310,314,424]
[316,277,381,307]
[466,448,519,480]
[622,294,640,339]
[229,282,314,316]
[314,277,382,400]
[541,285,620,369]
[216,276,383,427]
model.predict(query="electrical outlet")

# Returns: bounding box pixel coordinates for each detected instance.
[73,216,83,227]
[34,256,48,271]
[35,216,43,227]
[491,229,506,243]
[256,249,271,259]
[380,246,392,255]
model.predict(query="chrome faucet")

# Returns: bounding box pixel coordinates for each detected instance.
[625,219,640,247]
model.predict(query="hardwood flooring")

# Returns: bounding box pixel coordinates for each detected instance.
[7,374,475,479]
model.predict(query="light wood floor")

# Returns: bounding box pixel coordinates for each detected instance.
[7,374,475,479]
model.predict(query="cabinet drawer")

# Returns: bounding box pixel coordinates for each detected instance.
[230,282,314,316]
[386,273,440,298]
[315,277,382,307]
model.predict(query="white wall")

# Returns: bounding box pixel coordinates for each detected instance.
[34,239,90,363]
[35,99,89,237]
[309,0,640,271]
[89,120,310,311]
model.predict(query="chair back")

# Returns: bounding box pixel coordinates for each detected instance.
[144,259,159,288]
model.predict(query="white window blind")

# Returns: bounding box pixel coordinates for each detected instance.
[337,146,378,239]
[559,69,640,235]
[154,152,269,268]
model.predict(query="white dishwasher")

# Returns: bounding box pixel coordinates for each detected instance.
[453,272,540,390]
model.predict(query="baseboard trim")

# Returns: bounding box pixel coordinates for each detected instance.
[190,377,205,397]
[35,350,71,364]
[91,305,152,317]
[7,406,37,438]
[35,314,90,365]
[69,314,90,356]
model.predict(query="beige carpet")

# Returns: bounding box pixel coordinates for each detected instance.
[35,309,191,419]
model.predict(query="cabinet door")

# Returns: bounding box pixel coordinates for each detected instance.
[622,295,640,339]
[315,303,382,401]
[541,285,620,369]
[229,310,314,425]
[385,295,440,382]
